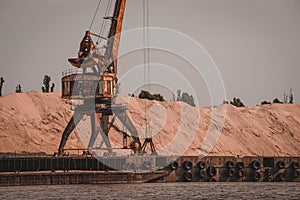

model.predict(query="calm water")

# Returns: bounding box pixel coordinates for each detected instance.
[1,182,300,200]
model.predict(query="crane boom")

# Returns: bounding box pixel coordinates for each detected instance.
[105,0,127,75]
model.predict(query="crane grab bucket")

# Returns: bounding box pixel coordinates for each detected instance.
[68,31,101,68]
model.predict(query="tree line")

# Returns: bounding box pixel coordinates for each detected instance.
[0,75,55,96]
[223,90,294,107]
[0,76,295,107]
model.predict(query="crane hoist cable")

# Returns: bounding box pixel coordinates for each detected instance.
[143,0,146,88]
[97,0,113,45]
[143,0,151,138]
[89,0,102,31]
[146,0,150,92]
[143,0,150,89]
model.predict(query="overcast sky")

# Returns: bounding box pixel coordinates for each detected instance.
[0,0,299,106]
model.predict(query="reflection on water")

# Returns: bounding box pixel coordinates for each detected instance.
[1,182,300,200]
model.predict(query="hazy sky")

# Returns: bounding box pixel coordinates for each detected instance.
[0,0,299,106]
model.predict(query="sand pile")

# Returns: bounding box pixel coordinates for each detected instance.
[0,91,83,154]
[0,91,300,156]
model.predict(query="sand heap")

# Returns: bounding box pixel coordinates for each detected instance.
[0,91,83,154]
[0,91,300,156]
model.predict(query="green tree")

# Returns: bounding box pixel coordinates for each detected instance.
[261,100,271,105]
[16,84,22,93]
[0,77,4,96]
[289,88,293,104]
[50,83,55,92]
[42,75,51,93]
[273,98,282,104]
[177,90,195,107]
[138,90,164,101]
[177,89,181,101]
[230,97,245,107]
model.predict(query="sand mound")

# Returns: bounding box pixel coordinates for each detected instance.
[0,91,300,156]
[0,91,83,154]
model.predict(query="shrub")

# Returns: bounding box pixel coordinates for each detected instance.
[138,90,164,101]
[230,97,245,107]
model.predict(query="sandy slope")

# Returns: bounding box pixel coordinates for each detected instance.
[0,91,83,154]
[0,91,300,156]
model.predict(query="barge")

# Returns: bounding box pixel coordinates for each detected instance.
[0,155,299,186]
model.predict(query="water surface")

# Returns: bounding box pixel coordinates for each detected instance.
[1,182,300,199]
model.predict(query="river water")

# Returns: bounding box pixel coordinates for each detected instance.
[1,182,300,199]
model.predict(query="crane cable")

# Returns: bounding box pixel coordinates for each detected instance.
[143,0,150,88]
[143,0,151,138]
[89,0,102,31]
[97,0,113,45]
[146,0,150,89]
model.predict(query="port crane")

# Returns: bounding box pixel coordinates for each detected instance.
[56,0,156,156]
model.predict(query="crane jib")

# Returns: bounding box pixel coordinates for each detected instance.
[105,0,127,75]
